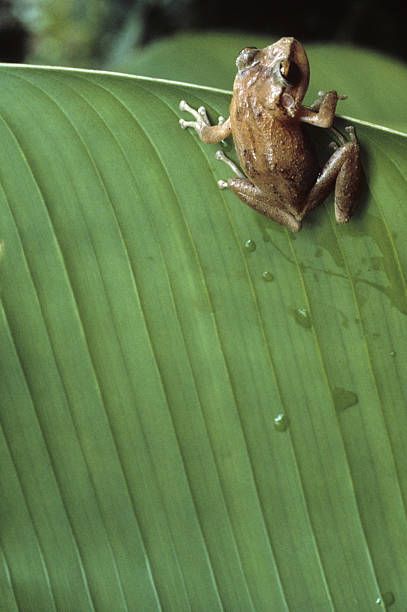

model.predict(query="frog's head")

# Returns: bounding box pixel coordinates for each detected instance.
[234,37,309,119]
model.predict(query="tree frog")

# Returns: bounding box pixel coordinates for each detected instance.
[179,37,361,232]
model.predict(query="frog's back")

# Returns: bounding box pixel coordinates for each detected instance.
[230,96,318,208]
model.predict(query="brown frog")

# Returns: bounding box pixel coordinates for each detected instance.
[179,37,361,232]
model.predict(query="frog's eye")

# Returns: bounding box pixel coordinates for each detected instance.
[278,60,302,87]
[236,47,259,72]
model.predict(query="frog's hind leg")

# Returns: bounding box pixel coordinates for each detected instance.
[219,177,301,232]
[300,126,361,223]
[215,150,300,231]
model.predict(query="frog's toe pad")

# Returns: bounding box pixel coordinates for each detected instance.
[345,125,357,141]
[336,213,351,224]
[217,179,228,190]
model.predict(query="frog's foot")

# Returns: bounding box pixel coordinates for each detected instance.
[309,90,347,112]
[301,125,361,224]
[179,100,232,143]
[220,177,301,232]
[179,100,211,134]
[215,150,244,178]
[329,124,358,151]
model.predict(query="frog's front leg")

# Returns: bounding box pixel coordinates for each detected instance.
[179,100,231,143]
[300,126,361,223]
[299,91,345,128]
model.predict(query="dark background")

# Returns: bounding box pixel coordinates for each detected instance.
[0,0,405,65]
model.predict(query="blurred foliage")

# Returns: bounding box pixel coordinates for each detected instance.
[0,0,28,61]
[12,0,110,66]
[2,0,406,67]
[10,0,194,67]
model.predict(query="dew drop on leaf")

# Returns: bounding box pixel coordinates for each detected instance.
[294,307,312,329]
[376,591,395,607]
[244,239,256,252]
[262,271,273,282]
[274,413,289,432]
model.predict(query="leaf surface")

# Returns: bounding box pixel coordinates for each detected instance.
[0,62,406,611]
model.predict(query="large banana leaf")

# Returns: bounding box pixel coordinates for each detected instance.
[0,49,406,612]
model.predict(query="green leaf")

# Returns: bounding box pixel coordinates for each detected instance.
[108,32,407,133]
[0,61,406,611]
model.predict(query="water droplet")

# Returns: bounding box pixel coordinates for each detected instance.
[244,239,256,252]
[332,387,358,411]
[294,307,312,329]
[389,350,396,357]
[274,413,289,432]
[262,271,273,282]
[383,592,395,607]
[376,592,395,607]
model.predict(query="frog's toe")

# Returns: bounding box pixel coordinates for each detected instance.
[336,211,351,224]
[329,141,339,151]
[291,219,302,232]
[215,151,244,178]
[345,125,357,141]
[179,118,197,130]
[179,99,202,121]
[197,106,210,125]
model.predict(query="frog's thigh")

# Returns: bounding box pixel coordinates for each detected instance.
[302,139,360,223]
[225,178,301,232]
